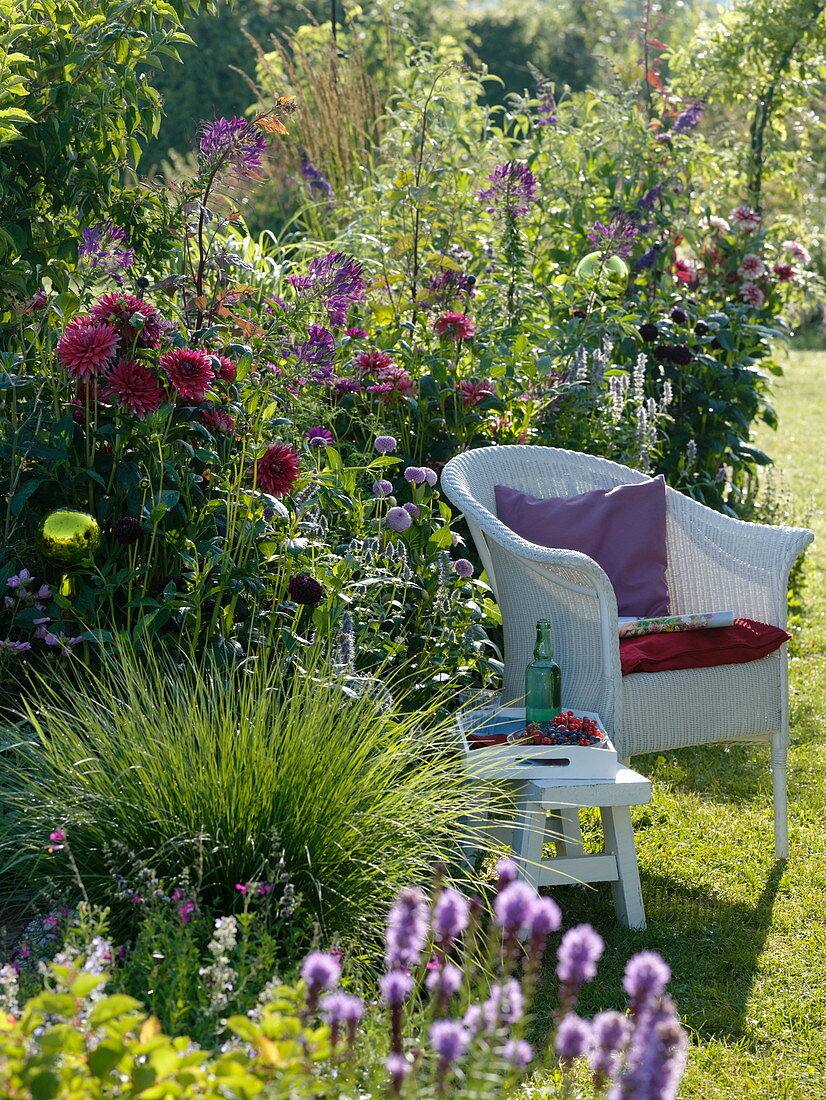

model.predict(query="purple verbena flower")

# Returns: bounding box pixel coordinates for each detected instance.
[199,116,269,178]
[478,161,540,219]
[384,886,429,970]
[431,888,470,946]
[425,960,463,999]
[555,1012,592,1064]
[503,1038,533,1068]
[622,951,671,1016]
[430,1019,470,1067]
[589,1010,631,1083]
[587,214,639,258]
[557,924,604,990]
[494,880,536,936]
[380,969,413,1006]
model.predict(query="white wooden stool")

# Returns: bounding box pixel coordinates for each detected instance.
[513,766,652,929]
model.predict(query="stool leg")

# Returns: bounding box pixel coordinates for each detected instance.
[549,808,585,857]
[601,806,646,930]
[513,797,546,890]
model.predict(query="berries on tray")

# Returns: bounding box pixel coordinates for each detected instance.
[508,711,607,747]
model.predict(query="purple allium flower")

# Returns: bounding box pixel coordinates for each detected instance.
[374,435,397,454]
[404,466,427,484]
[301,951,341,1005]
[478,161,540,218]
[503,1038,533,1068]
[426,960,463,999]
[587,214,639,258]
[78,222,135,282]
[614,996,688,1100]
[430,1019,470,1066]
[494,880,537,936]
[557,924,604,988]
[199,116,269,178]
[380,969,413,1006]
[623,951,671,1015]
[672,100,704,134]
[288,251,366,327]
[483,977,524,1027]
[386,506,413,533]
[305,425,334,446]
[422,467,438,486]
[300,151,334,199]
[402,503,420,519]
[555,1012,592,1063]
[589,1010,631,1083]
[385,886,429,970]
[288,573,325,606]
[373,479,394,497]
[432,888,470,945]
[453,558,474,578]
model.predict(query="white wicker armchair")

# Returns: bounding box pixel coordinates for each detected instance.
[442,445,813,858]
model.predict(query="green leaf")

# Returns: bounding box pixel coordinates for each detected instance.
[88,1038,127,1078]
[88,994,143,1026]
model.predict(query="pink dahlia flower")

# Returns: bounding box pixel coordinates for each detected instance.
[730,204,761,232]
[105,359,165,418]
[737,253,766,280]
[370,365,417,401]
[457,378,496,407]
[255,442,301,496]
[200,406,236,433]
[159,348,215,402]
[782,240,811,265]
[773,263,796,283]
[90,292,163,349]
[214,355,237,382]
[433,311,475,340]
[739,282,765,309]
[57,317,120,379]
[354,349,396,375]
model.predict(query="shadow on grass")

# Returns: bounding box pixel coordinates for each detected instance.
[530,860,784,1045]
[634,744,772,804]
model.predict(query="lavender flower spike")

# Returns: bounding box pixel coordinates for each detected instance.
[301,951,341,1010]
[622,950,671,1017]
[503,1038,533,1068]
[589,1010,631,1084]
[557,923,604,991]
[494,880,536,936]
[609,995,687,1100]
[432,888,470,946]
[381,969,413,1006]
[430,1019,470,1067]
[555,1012,592,1064]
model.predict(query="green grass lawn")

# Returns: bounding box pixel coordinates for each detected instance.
[530,350,826,1098]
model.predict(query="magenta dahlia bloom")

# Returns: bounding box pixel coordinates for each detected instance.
[730,203,761,232]
[57,317,120,379]
[737,253,766,280]
[456,378,494,407]
[90,292,163,349]
[213,355,237,382]
[255,442,301,497]
[370,365,417,401]
[199,406,236,433]
[159,348,215,401]
[433,311,475,340]
[105,359,165,418]
[478,161,540,218]
[739,281,765,309]
[199,116,269,178]
[354,349,396,375]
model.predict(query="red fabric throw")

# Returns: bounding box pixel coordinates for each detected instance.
[619,618,791,676]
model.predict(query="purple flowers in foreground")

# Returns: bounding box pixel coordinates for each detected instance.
[587,214,640,258]
[478,161,540,218]
[199,116,269,178]
[288,251,366,327]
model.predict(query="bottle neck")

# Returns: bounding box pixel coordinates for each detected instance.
[534,622,555,660]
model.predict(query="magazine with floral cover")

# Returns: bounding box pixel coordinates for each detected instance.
[618,611,734,638]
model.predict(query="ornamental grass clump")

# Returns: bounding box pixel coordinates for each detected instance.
[0,639,497,944]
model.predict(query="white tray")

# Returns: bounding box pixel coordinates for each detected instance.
[456,705,618,781]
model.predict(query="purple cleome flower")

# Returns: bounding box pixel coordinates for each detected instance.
[478,161,540,218]
[288,251,366,327]
[587,214,639,259]
[78,223,135,283]
[199,116,269,178]
[672,100,704,135]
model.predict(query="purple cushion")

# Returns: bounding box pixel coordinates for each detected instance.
[494,476,670,617]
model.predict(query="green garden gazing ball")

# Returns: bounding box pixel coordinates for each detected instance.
[574,251,630,294]
[37,509,102,567]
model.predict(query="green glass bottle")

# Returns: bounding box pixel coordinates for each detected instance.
[524,619,562,724]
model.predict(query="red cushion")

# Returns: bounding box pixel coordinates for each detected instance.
[619,618,791,675]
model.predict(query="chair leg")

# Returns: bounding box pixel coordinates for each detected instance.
[771,740,789,860]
